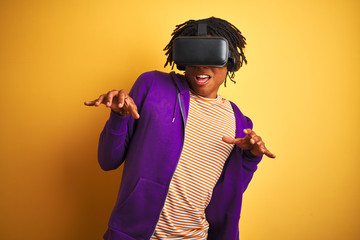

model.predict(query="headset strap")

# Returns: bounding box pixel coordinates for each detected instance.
[197,21,207,36]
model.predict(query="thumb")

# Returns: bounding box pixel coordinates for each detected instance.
[222,136,236,144]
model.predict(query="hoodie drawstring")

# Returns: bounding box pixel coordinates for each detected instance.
[172,90,179,123]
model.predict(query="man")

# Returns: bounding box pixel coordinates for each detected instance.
[85,17,275,240]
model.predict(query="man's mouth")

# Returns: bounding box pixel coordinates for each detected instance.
[195,74,211,85]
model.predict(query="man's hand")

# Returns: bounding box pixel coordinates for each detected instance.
[222,129,276,158]
[84,89,140,119]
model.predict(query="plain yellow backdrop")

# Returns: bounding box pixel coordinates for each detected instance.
[1,0,359,239]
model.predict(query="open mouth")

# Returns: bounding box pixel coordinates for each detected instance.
[195,74,211,85]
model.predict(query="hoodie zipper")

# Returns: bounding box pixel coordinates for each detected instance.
[149,92,187,239]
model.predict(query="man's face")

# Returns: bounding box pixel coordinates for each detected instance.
[185,66,227,99]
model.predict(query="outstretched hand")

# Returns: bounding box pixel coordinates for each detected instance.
[84,89,140,119]
[222,129,276,158]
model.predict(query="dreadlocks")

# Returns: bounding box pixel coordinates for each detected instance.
[164,17,247,86]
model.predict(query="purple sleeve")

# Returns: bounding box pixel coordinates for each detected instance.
[241,116,263,192]
[97,72,154,171]
[97,111,131,171]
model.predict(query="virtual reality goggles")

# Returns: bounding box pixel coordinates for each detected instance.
[172,21,236,71]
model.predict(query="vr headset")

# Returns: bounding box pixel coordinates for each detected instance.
[173,21,236,71]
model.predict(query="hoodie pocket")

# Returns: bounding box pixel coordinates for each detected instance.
[109,178,167,239]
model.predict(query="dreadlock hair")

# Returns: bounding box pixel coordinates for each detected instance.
[164,17,247,86]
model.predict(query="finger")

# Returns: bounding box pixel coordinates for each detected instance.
[223,136,248,145]
[84,100,97,106]
[250,135,262,145]
[125,98,140,119]
[118,90,127,108]
[222,136,236,144]
[223,137,250,150]
[249,130,257,139]
[129,108,140,119]
[105,90,118,107]
[234,137,247,146]
[243,129,256,141]
[95,94,106,106]
[264,148,276,158]
[243,128,252,135]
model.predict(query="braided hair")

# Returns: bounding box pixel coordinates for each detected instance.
[164,17,247,86]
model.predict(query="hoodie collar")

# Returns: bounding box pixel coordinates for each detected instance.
[170,71,189,94]
[169,71,190,125]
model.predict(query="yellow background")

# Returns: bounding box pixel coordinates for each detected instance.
[1,0,359,239]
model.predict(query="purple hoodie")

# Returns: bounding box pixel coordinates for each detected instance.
[98,71,262,240]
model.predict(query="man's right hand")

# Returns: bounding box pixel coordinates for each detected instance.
[84,89,140,119]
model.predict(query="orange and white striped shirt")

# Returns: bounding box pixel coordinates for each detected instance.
[151,91,236,239]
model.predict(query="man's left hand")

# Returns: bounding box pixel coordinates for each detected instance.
[222,129,276,158]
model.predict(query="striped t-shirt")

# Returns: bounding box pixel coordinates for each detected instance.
[151,91,236,239]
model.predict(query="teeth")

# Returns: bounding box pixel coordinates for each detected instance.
[197,75,209,79]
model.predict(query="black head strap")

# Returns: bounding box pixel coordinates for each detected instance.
[197,21,207,36]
